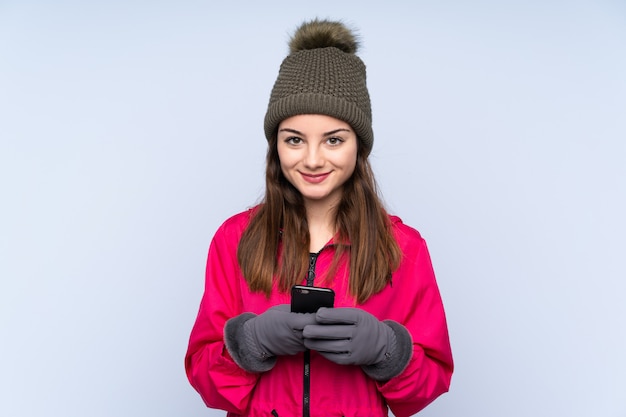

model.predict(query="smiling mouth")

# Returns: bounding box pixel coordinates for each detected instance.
[300,172,330,184]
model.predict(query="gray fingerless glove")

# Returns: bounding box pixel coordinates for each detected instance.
[302,307,413,381]
[224,304,318,373]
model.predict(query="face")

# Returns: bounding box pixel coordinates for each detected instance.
[277,114,358,209]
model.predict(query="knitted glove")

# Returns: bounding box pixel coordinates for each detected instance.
[302,307,413,381]
[224,304,318,373]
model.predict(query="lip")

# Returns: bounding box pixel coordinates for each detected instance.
[300,172,330,184]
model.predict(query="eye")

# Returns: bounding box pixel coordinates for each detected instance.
[326,137,345,146]
[285,136,303,145]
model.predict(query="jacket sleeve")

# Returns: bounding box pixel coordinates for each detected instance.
[184,218,259,414]
[379,231,454,417]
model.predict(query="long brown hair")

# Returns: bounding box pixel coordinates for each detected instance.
[237,135,401,304]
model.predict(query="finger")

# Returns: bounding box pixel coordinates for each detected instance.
[315,307,361,325]
[302,324,355,339]
[316,350,353,366]
[303,337,351,353]
[289,312,319,330]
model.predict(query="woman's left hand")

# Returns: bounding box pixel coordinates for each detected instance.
[302,307,395,366]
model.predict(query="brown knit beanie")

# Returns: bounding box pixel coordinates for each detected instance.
[264,19,374,155]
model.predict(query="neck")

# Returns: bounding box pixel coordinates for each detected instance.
[305,201,337,253]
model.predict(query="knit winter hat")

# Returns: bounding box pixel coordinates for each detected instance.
[264,19,374,155]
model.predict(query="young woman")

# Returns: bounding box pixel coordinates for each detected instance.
[185,19,453,417]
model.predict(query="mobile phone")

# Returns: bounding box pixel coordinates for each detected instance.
[290,285,335,313]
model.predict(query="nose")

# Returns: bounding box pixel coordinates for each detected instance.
[303,145,323,169]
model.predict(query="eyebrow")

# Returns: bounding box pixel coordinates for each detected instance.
[278,128,352,136]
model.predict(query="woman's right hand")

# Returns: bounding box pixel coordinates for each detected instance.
[224,304,318,372]
[245,304,318,358]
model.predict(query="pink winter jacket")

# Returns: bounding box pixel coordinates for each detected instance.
[185,209,453,417]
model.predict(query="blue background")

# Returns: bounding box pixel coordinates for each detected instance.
[1,1,625,416]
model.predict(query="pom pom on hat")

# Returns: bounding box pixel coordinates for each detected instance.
[264,19,374,155]
[288,19,359,54]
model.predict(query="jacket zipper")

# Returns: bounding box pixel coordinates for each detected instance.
[306,252,316,286]
[302,251,320,417]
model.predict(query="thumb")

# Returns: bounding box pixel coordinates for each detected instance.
[268,304,291,313]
